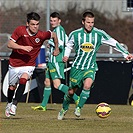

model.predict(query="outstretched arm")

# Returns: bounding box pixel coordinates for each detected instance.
[102,37,132,61]
[125,54,133,61]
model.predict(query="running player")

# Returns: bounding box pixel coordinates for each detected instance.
[31,12,79,111]
[5,12,59,117]
[58,11,133,120]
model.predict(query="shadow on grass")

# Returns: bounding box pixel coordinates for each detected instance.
[63,118,85,120]
[1,116,23,120]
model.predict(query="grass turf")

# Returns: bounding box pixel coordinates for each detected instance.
[0,103,133,133]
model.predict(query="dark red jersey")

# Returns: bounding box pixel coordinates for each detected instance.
[9,26,51,67]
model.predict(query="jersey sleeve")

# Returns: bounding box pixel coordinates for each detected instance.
[64,33,74,57]
[101,31,129,58]
[10,26,23,42]
[44,30,52,40]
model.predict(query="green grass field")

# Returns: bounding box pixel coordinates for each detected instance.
[0,103,133,133]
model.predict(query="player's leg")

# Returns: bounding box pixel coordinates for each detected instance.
[10,66,35,116]
[5,85,16,117]
[58,67,79,120]
[51,62,69,93]
[75,69,96,117]
[5,66,18,117]
[54,79,79,105]
[74,84,91,117]
[52,62,79,103]
[57,89,74,120]
[31,67,51,111]
[10,74,28,116]
[77,78,92,108]
[39,78,51,111]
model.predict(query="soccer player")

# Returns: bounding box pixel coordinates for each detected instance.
[57,11,133,120]
[5,12,59,117]
[31,12,79,111]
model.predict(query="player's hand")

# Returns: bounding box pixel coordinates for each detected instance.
[22,46,33,52]
[47,44,50,48]
[63,56,69,62]
[53,48,59,56]
[126,54,133,61]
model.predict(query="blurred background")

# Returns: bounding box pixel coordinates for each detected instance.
[0,0,133,55]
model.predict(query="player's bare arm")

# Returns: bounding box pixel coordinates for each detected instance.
[51,32,59,56]
[7,40,33,52]
[126,54,133,61]
[63,56,69,62]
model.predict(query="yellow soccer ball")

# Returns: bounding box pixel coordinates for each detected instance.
[95,102,111,118]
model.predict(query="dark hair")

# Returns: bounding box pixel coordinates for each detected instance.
[50,12,61,19]
[82,11,94,21]
[27,12,40,23]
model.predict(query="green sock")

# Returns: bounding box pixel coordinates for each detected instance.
[78,89,90,108]
[58,84,79,103]
[58,84,69,94]
[73,93,79,103]
[63,94,72,110]
[41,87,51,107]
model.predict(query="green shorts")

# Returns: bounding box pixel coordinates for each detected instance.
[46,62,65,80]
[69,67,96,88]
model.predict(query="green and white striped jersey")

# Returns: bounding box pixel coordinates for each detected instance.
[48,25,68,63]
[65,27,129,70]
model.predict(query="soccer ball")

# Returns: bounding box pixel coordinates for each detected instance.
[95,102,111,118]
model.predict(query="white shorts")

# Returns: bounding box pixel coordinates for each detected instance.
[9,65,35,86]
